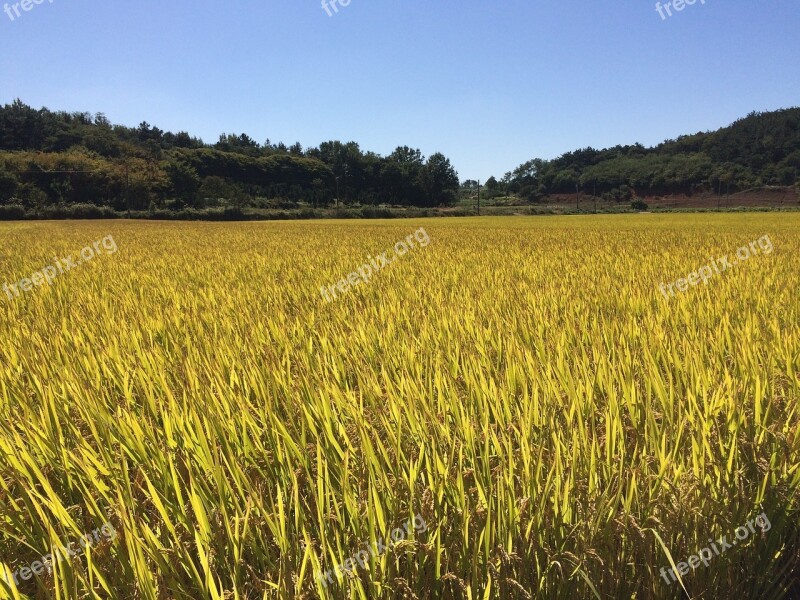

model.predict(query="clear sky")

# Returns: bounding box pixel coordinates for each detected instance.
[1,0,798,182]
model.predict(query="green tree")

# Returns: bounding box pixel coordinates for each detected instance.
[166,161,200,208]
[422,153,459,206]
[198,176,234,204]
[485,176,499,192]
[0,165,19,203]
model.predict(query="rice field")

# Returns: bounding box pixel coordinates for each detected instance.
[0,214,799,599]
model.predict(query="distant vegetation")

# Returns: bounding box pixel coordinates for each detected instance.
[476,108,800,203]
[0,101,798,219]
[0,100,460,218]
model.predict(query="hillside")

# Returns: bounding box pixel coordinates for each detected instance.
[498,108,800,204]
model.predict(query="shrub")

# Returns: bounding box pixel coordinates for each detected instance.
[360,207,395,219]
[0,203,27,220]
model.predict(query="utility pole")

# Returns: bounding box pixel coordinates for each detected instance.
[576,182,579,211]
[477,180,481,216]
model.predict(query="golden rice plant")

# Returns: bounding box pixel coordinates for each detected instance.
[0,214,798,599]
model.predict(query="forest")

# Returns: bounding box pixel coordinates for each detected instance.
[493,108,800,202]
[0,100,460,218]
[0,100,798,218]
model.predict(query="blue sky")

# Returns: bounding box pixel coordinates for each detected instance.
[1,0,798,182]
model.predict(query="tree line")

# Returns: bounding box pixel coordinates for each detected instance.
[484,108,800,202]
[1,100,798,218]
[0,100,460,215]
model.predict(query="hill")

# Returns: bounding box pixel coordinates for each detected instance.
[495,108,800,205]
